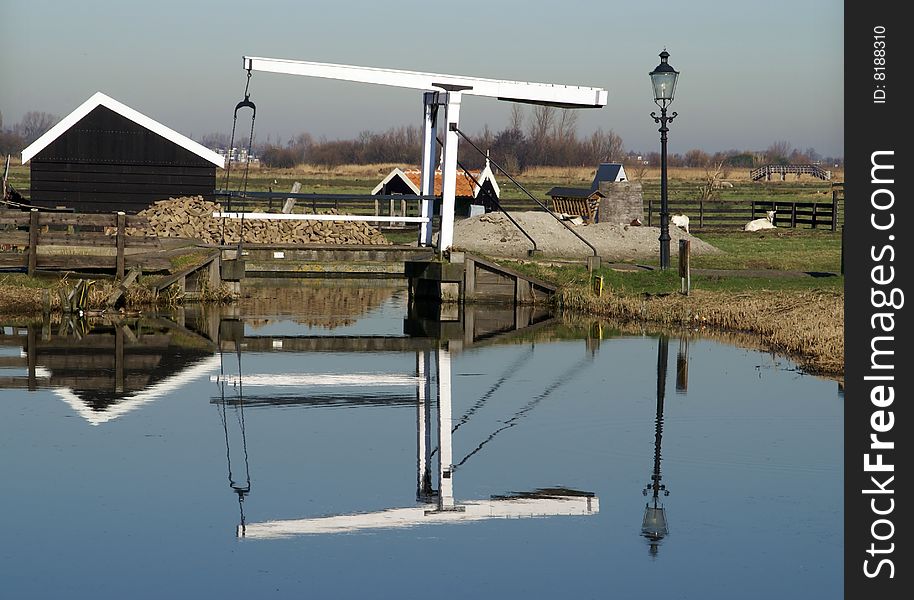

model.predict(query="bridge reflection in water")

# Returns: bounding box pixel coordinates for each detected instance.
[211,302,599,538]
[2,293,699,540]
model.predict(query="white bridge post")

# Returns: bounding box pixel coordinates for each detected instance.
[417,351,434,500]
[419,92,439,247]
[438,91,462,254]
[436,348,456,510]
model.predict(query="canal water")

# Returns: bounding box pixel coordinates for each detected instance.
[0,281,842,599]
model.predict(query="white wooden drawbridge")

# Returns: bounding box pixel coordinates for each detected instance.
[217,56,608,252]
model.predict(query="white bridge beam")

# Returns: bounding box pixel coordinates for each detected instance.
[242,57,608,107]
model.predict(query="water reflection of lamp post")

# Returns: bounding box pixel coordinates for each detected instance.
[649,50,679,270]
[642,336,670,555]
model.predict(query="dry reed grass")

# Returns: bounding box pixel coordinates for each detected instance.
[503,165,844,183]
[557,286,843,377]
[0,277,234,317]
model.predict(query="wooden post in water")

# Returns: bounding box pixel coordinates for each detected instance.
[28,209,39,276]
[116,211,126,280]
[678,239,690,295]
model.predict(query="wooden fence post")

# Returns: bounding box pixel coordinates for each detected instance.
[831,187,839,232]
[678,239,690,295]
[841,226,845,275]
[27,209,39,276]
[116,211,126,280]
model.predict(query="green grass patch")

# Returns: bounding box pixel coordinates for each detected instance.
[169,251,214,272]
[692,229,841,272]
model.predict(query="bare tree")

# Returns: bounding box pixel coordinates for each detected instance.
[17,111,58,144]
[684,148,710,167]
[585,129,624,164]
[698,159,727,201]
[765,140,792,165]
[552,109,578,143]
[509,104,524,133]
[528,105,555,141]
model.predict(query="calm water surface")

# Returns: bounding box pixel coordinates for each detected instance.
[0,282,842,599]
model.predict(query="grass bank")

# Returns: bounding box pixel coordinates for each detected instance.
[509,261,843,378]
[0,272,232,317]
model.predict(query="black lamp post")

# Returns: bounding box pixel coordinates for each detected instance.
[650,50,680,270]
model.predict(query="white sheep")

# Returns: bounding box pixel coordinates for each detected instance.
[744,210,776,232]
[670,214,689,234]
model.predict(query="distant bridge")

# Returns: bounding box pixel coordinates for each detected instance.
[750,164,831,181]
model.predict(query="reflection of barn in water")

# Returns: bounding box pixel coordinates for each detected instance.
[0,320,217,425]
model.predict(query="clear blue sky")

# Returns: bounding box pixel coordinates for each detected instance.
[0,0,844,157]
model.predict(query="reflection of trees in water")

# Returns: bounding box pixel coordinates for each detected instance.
[237,284,398,330]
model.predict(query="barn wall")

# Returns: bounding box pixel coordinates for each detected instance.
[29,105,216,213]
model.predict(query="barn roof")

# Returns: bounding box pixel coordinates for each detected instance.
[21,92,225,168]
[546,186,604,199]
[547,162,626,199]
[593,163,626,185]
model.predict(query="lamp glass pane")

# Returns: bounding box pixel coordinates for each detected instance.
[651,71,678,101]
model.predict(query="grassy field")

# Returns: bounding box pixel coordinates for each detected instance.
[6,161,842,203]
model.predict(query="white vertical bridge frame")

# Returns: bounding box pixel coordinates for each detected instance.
[241,57,608,252]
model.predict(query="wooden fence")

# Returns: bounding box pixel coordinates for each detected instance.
[646,189,843,232]
[0,209,157,276]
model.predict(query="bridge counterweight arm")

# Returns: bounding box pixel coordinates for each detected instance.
[242,56,607,108]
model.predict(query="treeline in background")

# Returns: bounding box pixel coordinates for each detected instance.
[1,106,842,172]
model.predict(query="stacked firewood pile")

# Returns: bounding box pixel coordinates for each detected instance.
[123,196,390,245]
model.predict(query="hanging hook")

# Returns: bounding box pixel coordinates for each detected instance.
[235,69,256,116]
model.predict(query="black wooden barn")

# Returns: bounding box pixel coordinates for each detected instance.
[21,92,224,213]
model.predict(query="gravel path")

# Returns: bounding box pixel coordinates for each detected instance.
[449,212,720,260]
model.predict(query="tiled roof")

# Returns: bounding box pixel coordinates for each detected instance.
[403,169,478,197]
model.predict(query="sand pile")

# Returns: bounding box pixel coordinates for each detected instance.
[451,212,720,261]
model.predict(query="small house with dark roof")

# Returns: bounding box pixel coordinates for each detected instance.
[546,163,628,223]
[21,92,224,213]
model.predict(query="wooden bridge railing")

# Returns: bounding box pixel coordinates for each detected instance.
[749,164,832,181]
[0,209,156,276]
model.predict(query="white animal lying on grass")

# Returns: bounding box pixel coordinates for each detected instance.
[670,214,689,234]
[745,210,776,231]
